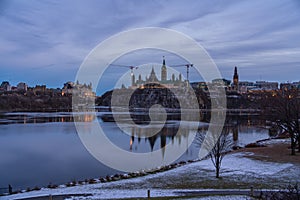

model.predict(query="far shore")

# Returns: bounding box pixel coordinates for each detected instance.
[0,108,262,113]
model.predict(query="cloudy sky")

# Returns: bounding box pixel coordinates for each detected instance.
[0,0,299,94]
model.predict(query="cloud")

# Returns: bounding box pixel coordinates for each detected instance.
[0,0,299,94]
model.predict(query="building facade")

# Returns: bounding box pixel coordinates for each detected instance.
[232,66,239,91]
[0,81,11,92]
[62,81,95,97]
[17,82,28,91]
[130,57,185,89]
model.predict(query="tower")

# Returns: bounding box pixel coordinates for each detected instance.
[131,74,135,86]
[161,56,167,81]
[148,67,159,82]
[233,66,239,90]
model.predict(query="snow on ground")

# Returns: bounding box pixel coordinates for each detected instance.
[1,188,256,200]
[175,196,252,200]
[198,152,293,176]
[3,150,297,200]
[258,138,290,145]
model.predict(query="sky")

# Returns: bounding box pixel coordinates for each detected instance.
[0,0,300,95]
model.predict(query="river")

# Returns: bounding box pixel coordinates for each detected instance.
[0,111,269,190]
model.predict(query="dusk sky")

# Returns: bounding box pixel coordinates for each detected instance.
[0,0,300,95]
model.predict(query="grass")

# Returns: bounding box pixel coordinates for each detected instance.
[8,140,300,200]
[98,141,300,191]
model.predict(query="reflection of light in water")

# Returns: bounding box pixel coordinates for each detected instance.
[74,114,96,122]
[84,114,94,122]
[129,137,133,151]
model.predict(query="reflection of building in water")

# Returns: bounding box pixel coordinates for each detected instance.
[73,114,96,122]
[232,126,238,141]
[130,57,185,89]
[17,114,96,124]
[197,116,268,147]
[128,124,193,158]
[127,116,269,159]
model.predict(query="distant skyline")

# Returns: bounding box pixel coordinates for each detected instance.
[1,0,300,95]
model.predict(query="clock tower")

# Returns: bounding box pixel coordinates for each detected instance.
[161,56,167,81]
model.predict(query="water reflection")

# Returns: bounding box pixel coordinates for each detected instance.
[0,111,269,190]
[0,113,96,125]
[103,113,269,162]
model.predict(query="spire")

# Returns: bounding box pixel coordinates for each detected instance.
[233,66,238,79]
[233,66,239,91]
[161,56,167,81]
[148,66,159,82]
[160,135,166,158]
[148,135,157,152]
[132,74,135,86]
[151,66,155,74]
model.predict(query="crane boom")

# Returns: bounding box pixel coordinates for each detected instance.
[170,64,193,81]
[110,64,138,76]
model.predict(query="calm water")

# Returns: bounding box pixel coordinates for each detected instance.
[0,112,269,190]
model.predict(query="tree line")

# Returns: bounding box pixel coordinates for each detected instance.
[260,89,300,155]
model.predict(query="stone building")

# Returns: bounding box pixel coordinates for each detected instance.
[131,57,185,89]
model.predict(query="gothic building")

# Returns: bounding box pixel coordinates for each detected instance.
[130,57,185,89]
[232,66,239,91]
[161,57,167,81]
[61,81,95,97]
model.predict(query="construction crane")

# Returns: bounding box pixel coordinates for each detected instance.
[170,63,193,82]
[110,61,193,82]
[110,64,138,77]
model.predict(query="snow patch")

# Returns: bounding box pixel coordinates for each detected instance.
[198,152,293,176]
[4,151,295,200]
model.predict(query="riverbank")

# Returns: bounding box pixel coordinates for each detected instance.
[3,138,299,200]
[238,138,300,164]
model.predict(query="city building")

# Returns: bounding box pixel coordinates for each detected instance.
[61,81,74,96]
[0,81,11,92]
[130,57,185,89]
[238,81,255,94]
[212,78,231,86]
[33,85,46,95]
[62,81,95,97]
[17,82,28,91]
[280,82,300,91]
[254,81,278,90]
[190,81,208,91]
[232,66,239,91]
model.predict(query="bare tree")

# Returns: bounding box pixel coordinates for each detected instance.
[197,125,233,178]
[262,89,300,155]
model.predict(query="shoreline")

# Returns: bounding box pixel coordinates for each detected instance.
[3,137,299,199]
[237,137,300,164]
